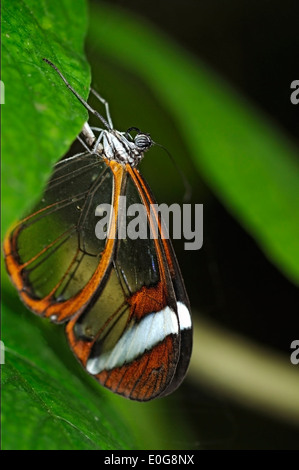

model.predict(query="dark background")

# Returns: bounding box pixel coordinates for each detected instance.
[91,0,299,449]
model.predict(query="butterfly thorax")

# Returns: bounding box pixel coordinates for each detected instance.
[102,129,152,167]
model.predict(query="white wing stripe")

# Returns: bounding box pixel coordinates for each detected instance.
[87,306,179,374]
[177,301,192,330]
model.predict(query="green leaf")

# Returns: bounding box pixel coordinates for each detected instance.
[2,0,90,235]
[88,3,299,285]
[1,299,135,450]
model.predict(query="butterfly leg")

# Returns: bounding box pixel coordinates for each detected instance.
[90,88,114,130]
[81,122,96,147]
[79,122,104,154]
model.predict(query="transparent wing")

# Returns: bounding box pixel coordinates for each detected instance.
[4,152,114,322]
[67,169,192,401]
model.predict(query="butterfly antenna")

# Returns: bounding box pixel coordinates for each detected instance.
[42,58,111,130]
[154,142,192,202]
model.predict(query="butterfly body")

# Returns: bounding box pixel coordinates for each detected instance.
[4,61,192,401]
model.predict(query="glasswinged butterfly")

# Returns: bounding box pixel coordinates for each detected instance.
[4,59,192,401]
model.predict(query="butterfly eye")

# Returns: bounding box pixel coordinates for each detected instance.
[125,127,153,151]
[134,133,153,151]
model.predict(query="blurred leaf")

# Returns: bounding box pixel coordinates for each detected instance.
[88,2,299,285]
[2,0,90,235]
[1,299,135,450]
[191,316,299,425]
